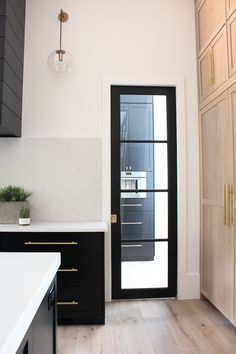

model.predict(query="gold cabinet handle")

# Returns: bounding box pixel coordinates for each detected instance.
[210,52,215,85]
[24,241,78,245]
[207,51,214,85]
[58,268,78,272]
[229,185,234,225]
[57,301,79,305]
[224,184,230,226]
[121,222,143,225]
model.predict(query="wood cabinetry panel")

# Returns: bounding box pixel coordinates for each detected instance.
[227,0,236,18]
[197,0,236,327]
[212,28,228,88]
[201,92,233,202]
[199,51,213,101]
[202,205,234,322]
[229,83,236,202]
[228,11,236,78]
[198,27,228,102]
[196,0,226,55]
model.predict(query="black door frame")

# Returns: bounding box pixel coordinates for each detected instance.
[111,85,177,299]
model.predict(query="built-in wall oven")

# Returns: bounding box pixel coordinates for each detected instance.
[121,171,147,198]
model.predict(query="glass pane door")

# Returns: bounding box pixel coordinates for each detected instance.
[111,86,177,299]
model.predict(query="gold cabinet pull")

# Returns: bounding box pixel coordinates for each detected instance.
[229,185,234,225]
[209,52,214,85]
[224,184,230,226]
[210,52,215,85]
[121,222,143,225]
[207,51,214,85]
[58,268,78,272]
[57,301,79,305]
[24,241,78,245]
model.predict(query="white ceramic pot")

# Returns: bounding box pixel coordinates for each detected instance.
[19,217,30,226]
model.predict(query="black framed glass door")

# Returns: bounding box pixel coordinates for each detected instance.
[111,86,177,299]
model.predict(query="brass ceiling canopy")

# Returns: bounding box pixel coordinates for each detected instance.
[58,10,69,23]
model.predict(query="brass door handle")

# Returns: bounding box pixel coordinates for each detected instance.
[58,268,78,272]
[57,301,79,305]
[24,241,78,245]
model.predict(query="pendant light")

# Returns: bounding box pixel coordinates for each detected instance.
[48,9,72,73]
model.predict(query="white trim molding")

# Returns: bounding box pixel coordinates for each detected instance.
[102,77,200,301]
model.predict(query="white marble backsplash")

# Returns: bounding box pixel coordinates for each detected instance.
[0,138,102,221]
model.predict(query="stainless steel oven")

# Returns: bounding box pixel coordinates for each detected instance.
[121,171,147,198]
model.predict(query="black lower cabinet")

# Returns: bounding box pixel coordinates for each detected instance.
[16,279,57,354]
[0,231,105,325]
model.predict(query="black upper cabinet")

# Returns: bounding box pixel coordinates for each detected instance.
[0,0,26,137]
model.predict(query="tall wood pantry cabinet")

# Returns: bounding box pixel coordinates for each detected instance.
[196,0,236,325]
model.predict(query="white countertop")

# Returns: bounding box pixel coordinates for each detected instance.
[0,221,108,233]
[0,252,60,354]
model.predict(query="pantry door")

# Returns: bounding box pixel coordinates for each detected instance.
[111,85,177,299]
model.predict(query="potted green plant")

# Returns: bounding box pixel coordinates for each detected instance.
[0,185,32,224]
[19,207,30,226]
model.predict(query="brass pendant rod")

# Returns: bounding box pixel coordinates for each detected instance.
[59,9,63,52]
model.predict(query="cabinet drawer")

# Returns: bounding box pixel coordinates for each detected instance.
[121,211,154,236]
[121,197,154,213]
[0,232,104,253]
[121,241,155,261]
[58,253,104,285]
[57,286,103,313]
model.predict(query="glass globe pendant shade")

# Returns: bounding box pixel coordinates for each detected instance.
[48,50,72,73]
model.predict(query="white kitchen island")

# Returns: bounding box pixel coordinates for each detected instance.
[0,252,60,354]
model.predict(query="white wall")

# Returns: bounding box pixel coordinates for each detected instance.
[19,0,199,299]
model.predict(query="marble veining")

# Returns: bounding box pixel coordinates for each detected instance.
[0,138,102,221]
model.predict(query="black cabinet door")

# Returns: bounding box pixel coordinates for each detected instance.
[120,103,153,141]
[120,103,154,172]
[16,280,56,354]
[121,142,154,172]
[31,282,56,354]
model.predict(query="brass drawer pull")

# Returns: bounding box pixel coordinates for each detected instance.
[24,241,78,245]
[58,268,78,272]
[121,222,143,225]
[57,301,79,305]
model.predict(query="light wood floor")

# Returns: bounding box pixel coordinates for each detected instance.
[58,299,236,354]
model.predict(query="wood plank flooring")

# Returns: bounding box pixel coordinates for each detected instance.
[58,299,236,354]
